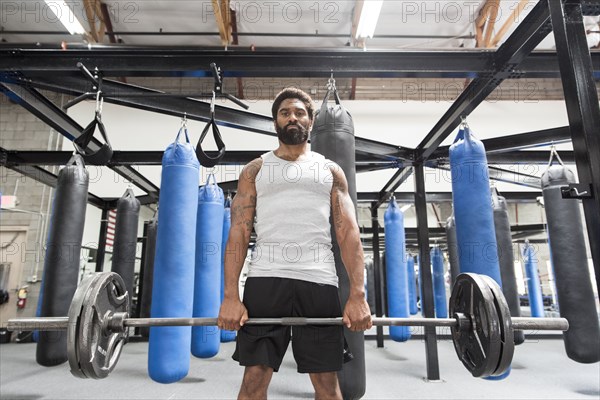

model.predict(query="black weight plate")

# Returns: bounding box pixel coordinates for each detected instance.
[77,272,129,379]
[479,275,515,377]
[67,273,104,378]
[449,273,502,378]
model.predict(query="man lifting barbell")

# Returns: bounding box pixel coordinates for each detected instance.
[217,87,372,400]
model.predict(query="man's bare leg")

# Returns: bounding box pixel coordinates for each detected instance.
[238,365,274,400]
[309,372,342,400]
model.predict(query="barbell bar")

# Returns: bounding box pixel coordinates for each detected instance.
[7,315,568,331]
[7,272,569,380]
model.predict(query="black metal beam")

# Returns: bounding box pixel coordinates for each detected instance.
[17,76,405,162]
[12,152,370,170]
[485,151,575,164]
[0,31,476,40]
[550,0,600,291]
[370,204,384,348]
[135,221,149,320]
[362,224,545,236]
[488,166,541,189]
[354,137,413,161]
[414,0,554,163]
[1,164,106,208]
[96,208,109,272]
[1,150,403,169]
[413,164,440,380]
[375,151,558,208]
[3,45,600,78]
[358,191,542,203]
[0,80,160,199]
[127,190,544,205]
[430,127,573,158]
[0,80,81,140]
[432,164,541,189]
[427,150,575,165]
[375,167,414,208]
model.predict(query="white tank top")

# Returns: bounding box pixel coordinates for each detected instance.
[247,150,338,287]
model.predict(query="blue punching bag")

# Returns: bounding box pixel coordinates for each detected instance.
[450,126,508,380]
[383,198,411,342]
[430,247,448,318]
[523,242,545,318]
[407,255,418,315]
[450,127,502,284]
[149,128,199,383]
[192,175,224,357]
[220,196,236,343]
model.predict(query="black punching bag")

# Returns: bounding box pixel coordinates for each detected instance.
[111,188,141,302]
[542,164,600,363]
[491,188,524,345]
[311,84,364,400]
[37,155,88,366]
[365,258,376,314]
[445,214,460,286]
[140,217,158,338]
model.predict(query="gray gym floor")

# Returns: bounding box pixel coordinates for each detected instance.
[1,335,599,400]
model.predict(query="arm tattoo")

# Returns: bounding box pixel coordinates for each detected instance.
[232,193,256,234]
[333,193,343,230]
[332,171,346,230]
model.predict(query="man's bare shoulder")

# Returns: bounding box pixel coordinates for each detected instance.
[241,157,263,182]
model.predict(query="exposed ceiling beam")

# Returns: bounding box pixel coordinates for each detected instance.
[2,47,599,78]
[212,0,230,46]
[483,0,501,48]
[222,0,231,43]
[94,0,106,43]
[475,0,492,47]
[82,0,105,43]
[100,2,117,44]
[492,0,529,47]
[230,9,243,99]
[83,0,98,42]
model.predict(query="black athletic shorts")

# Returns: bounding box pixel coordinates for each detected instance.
[232,277,344,373]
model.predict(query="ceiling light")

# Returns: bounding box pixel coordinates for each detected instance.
[44,0,86,35]
[356,1,384,39]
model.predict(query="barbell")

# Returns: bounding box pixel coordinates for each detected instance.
[7,272,568,380]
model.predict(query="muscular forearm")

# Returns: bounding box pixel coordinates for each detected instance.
[338,228,366,298]
[223,229,250,300]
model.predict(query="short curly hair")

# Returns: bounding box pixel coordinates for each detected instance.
[271,87,315,121]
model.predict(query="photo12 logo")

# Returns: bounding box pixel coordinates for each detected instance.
[1,1,140,25]
[201,1,341,24]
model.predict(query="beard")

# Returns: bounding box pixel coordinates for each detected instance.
[276,122,309,145]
